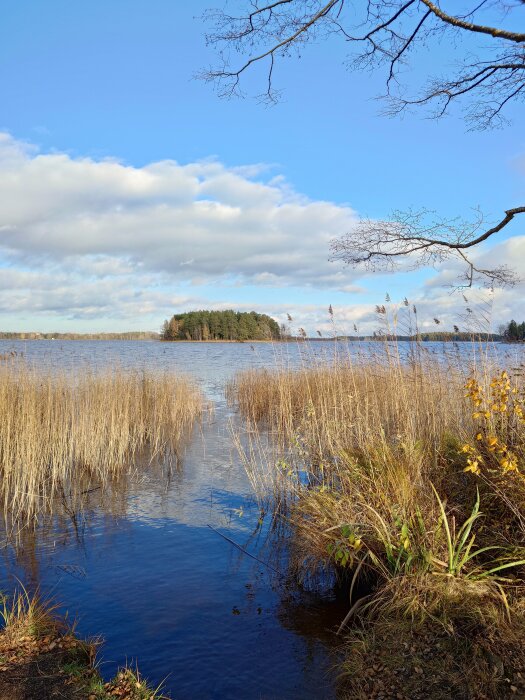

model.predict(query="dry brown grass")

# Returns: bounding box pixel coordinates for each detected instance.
[228,348,473,560]
[229,348,471,457]
[0,363,203,524]
[228,345,525,567]
[0,586,60,645]
[228,342,525,697]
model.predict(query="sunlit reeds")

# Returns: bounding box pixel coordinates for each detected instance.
[228,340,525,696]
[0,363,202,524]
[228,345,472,515]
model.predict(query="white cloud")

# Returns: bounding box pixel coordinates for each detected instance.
[0,132,524,334]
[0,133,360,291]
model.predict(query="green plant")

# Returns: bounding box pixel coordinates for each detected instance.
[327,524,363,568]
[432,485,525,581]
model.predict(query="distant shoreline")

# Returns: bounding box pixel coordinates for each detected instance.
[0,335,505,343]
[0,333,160,341]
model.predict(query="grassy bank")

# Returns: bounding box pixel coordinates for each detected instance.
[229,343,525,698]
[0,363,202,526]
[0,587,165,699]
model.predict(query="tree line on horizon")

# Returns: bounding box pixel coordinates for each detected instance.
[0,321,519,344]
[161,310,281,341]
[361,331,502,343]
[0,331,159,340]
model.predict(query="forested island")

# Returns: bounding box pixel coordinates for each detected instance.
[161,310,281,341]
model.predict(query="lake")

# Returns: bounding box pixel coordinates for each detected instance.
[0,339,523,699]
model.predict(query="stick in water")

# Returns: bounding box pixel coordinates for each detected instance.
[207,524,284,578]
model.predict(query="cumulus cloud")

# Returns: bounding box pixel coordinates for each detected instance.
[0,132,524,333]
[0,267,191,321]
[0,132,360,290]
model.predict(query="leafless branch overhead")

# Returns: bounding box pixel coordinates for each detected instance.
[201,1,525,128]
[329,207,524,288]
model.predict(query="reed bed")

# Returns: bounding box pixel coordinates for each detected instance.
[0,363,202,524]
[228,342,525,698]
[228,346,474,511]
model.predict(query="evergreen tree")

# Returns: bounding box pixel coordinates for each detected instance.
[508,320,519,341]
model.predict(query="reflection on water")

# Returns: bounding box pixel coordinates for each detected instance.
[1,339,524,699]
[0,340,349,699]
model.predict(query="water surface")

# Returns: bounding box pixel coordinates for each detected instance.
[1,339,523,699]
[0,340,346,700]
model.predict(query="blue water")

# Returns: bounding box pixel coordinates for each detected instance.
[0,339,523,699]
[0,340,348,700]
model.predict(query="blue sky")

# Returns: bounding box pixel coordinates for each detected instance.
[0,0,523,334]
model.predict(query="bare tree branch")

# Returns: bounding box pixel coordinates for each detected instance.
[419,0,525,42]
[201,2,525,287]
[200,1,344,100]
[201,1,525,127]
[329,207,524,288]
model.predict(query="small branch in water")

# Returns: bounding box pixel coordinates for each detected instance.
[337,593,373,635]
[207,524,284,578]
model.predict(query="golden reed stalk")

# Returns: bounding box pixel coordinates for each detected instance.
[0,363,202,524]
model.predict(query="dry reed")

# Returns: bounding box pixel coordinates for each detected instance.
[228,345,473,517]
[228,341,525,695]
[0,363,202,524]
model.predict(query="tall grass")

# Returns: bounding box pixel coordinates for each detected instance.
[228,341,525,696]
[0,363,202,524]
[228,345,473,520]
[0,584,60,644]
